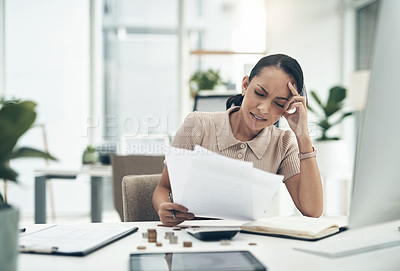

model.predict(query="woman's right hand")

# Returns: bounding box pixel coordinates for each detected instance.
[158,202,195,227]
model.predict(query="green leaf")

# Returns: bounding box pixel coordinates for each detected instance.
[310,91,323,108]
[318,119,331,131]
[330,112,354,128]
[325,86,346,117]
[316,136,340,141]
[190,69,221,90]
[0,163,18,182]
[8,147,58,161]
[0,101,37,161]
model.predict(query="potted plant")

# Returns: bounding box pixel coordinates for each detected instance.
[308,86,353,141]
[0,99,56,271]
[308,86,353,215]
[82,145,99,165]
[189,68,222,97]
[308,86,353,169]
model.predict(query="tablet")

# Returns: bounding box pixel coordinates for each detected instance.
[129,251,266,271]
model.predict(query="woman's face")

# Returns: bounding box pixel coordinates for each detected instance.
[239,66,294,133]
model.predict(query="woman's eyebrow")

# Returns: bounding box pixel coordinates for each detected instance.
[256,84,289,101]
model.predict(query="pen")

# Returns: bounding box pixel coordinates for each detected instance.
[168,191,176,219]
[19,245,58,253]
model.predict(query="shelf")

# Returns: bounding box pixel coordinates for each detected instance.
[190,50,267,55]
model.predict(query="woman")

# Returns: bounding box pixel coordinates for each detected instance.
[153,54,323,226]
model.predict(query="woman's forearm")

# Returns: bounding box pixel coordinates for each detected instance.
[152,185,170,213]
[152,167,172,213]
[297,135,323,217]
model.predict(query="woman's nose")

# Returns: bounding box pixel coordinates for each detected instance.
[257,101,270,114]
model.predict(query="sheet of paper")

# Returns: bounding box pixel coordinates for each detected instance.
[251,167,283,219]
[166,146,283,221]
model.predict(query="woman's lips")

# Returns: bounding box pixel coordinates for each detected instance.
[250,112,267,121]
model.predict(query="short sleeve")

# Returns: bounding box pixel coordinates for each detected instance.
[277,130,300,182]
[170,112,204,151]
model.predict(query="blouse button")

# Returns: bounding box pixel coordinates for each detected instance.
[237,153,243,159]
[240,143,246,149]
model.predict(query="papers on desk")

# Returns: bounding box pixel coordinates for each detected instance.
[166,146,283,221]
[19,224,138,256]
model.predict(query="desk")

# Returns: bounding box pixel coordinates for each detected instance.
[18,220,400,271]
[34,166,112,224]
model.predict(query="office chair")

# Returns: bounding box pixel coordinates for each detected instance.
[121,174,161,222]
[111,155,164,221]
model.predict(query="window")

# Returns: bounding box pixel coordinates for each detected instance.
[102,0,267,148]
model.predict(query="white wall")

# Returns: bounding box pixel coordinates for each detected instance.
[4,0,92,218]
[265,0,356,215]
[266,0,342,103]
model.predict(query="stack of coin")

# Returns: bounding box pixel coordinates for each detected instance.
[169,236,178,244]
[164,232,174,240]
[220,239,230,246]
[147,229,157,243]
[183,241,192,248]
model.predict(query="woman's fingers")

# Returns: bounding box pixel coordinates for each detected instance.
[284,96,306,113]
[288,82,299,96]
[162,202,188,213]
[283,102,303,118]
[283,82,300,112]
[158,202,195,226]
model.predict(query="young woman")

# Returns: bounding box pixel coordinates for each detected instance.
[152,54,323,226]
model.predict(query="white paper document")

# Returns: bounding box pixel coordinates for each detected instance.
[166,146,283,221]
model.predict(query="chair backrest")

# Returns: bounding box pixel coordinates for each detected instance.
[111,155,164,221]
[121,174,161,222]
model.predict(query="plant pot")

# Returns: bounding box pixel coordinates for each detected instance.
[82,151,99,165]
[314,140,352,216]
[0,206,19,271]
[314,140,350,177]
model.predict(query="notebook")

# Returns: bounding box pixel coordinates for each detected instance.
[241,216,347,241]
[19,224,138,256]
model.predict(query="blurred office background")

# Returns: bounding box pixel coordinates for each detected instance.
[0,0,378,222]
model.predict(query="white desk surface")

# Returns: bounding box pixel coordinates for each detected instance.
[18,219,400,271]
[34,165,112,177]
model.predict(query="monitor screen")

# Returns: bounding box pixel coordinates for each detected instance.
[349,0,400,228]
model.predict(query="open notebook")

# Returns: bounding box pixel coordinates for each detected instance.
[19,224,138,256]
[241,216,347,241]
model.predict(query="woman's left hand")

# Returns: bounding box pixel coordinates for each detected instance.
[282,82,309,137]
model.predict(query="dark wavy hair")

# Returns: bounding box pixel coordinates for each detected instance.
[226,54,305,109]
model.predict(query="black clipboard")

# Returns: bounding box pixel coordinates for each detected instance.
[19,224,138,256]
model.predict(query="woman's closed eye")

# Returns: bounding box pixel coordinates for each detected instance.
[255,90,264,97]
[274,101,284,108]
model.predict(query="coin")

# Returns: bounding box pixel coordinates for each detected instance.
[183,241,192,247]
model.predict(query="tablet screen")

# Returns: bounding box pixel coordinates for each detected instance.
[129,251,266,271]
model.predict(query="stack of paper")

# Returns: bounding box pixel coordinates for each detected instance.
[166,146,283,221]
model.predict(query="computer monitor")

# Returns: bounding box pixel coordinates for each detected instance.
[349,0,400,228]
[193,91,237,112]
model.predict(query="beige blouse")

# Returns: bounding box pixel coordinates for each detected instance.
[170,106,300,182]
